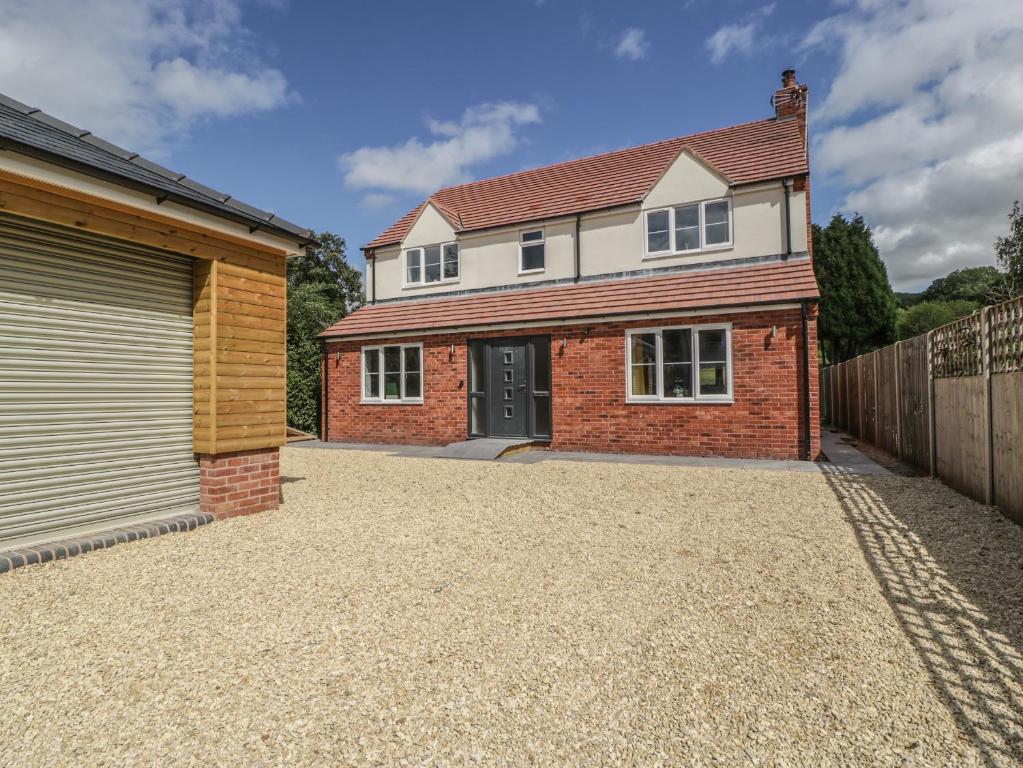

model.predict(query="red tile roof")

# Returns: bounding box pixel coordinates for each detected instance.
[321,258,818,339]
[365,116,807,250]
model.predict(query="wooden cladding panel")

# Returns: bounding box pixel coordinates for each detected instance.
[193,253,287,454]
[0,172,290,266]
[193,260,215,453]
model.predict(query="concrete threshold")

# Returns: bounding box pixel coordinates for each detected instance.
[437,438,541,460]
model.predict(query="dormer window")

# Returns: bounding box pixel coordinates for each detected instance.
[519,228,545,273]
[645,198,732,257]
[406,243,459,286]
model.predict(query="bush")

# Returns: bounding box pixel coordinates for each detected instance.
[896,299,979,340]
[286,232,363,435]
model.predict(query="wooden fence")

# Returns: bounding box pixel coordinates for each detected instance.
[821,296,1023,524]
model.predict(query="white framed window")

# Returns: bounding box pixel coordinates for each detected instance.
[405,243,459,286]
[519,228,545,273]
[644,198,732,257]
[625,324,732,403]
[361,343,423,403]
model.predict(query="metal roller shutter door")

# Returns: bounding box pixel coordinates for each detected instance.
[0,213,199,549]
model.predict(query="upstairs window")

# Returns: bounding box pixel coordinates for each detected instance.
[520,229,545,272]
[362,343,423,403]
[645,198,732,256]
[626,325,731,402]
[406,243,459,286]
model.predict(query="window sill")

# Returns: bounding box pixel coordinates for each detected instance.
[402,278,459,290]
[643,244,733,261]
[625,397,733,405]
[360,399,425,406]
[517,268,546,276]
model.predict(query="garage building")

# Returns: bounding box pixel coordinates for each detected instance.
[0,92,311,553]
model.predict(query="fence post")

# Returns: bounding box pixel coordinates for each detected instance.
[983,306,994,506]
[894,341,903,461]
[927,330,937,478]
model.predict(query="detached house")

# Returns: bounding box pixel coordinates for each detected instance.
[321,71,820,460]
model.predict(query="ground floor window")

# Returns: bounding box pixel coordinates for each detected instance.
[626,324,731,402]
[362,343,423,403]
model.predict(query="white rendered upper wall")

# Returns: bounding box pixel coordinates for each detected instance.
[369,150,807,301]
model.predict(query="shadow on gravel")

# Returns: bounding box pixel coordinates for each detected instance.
[825,470,1023,768]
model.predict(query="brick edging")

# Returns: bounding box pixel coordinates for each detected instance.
[0,512,214,575]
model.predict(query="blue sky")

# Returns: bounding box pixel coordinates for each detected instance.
[1,0,1020,290]
[175,0,845,266]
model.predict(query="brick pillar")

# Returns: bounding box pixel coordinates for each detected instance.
[198,447,280,519]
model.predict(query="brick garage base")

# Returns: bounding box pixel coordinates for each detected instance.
[198,447,280,519]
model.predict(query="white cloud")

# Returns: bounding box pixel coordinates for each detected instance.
[614,28,649,62]
[705,4,775,65]
[339,102,541,195]
[0,0,293,153]
[360,192,397,210]
[805,0,1023,288]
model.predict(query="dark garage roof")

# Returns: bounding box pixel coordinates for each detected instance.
[0,92,313,244]
[321,257,819,339]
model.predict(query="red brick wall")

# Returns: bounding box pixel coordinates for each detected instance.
[198,447,280,519]
[323,307,820,460]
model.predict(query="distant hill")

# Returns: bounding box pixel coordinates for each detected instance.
[895,291,922,308]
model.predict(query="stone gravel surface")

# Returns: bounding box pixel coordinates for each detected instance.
[1,446,1022,767]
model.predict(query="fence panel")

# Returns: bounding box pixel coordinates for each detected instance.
[876,345,899,456]
[934,377,988,501]
[821,296,1021,522]
[861,351,877,445]
[898,334,931,470]
[847,359,861,438]
[989,298,1023,523]
[992,371,1023,524]
[837,362,848,432]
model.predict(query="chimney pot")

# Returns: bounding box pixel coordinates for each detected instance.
[782,69,797,88]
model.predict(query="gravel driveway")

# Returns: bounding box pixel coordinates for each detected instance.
[2,447,1022,767]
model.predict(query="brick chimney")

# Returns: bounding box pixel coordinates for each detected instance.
[774,69,808,142]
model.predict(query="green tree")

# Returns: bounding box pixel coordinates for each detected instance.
[812,214,898,363]
[286,231,363,435]
[921,266,1003,305]
[896,299,979,340]
[994,201,1023,300]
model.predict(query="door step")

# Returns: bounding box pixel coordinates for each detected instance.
[437,438,544,460]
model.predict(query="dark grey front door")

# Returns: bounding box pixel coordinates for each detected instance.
[488,341,528,437]
[468,335,551,440]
